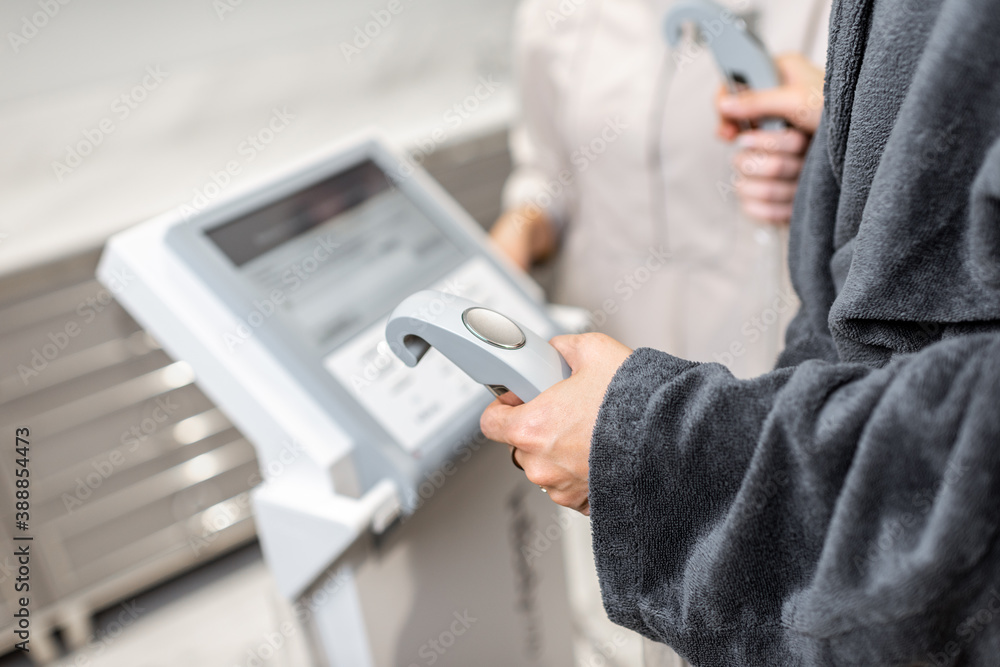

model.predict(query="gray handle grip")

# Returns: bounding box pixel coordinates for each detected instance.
[385,290,571,403]
[664,0,787,130]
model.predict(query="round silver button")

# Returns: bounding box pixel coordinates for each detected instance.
[462,307,526,350]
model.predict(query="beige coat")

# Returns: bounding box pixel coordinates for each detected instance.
[504,0,830,380]
[502,1,830,665]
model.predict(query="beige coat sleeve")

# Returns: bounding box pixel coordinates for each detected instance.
[500,0,579,229]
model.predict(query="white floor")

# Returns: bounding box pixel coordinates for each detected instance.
[22,533,646,667]
[38,544,314,667]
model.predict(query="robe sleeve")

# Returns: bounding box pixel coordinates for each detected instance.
[590,334,1000,665]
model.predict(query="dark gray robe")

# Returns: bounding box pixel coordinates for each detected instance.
[589,0,1000,664]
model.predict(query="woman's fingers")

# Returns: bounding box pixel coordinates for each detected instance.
[717,86,804,126]
[513,447,589,510]
[736,176,799,204]
[733,149,804,180]
[724,128,811,226]
[715,53,825,134]
[740,199,795,226]
[736,129,809,154]
[481,400,522,447]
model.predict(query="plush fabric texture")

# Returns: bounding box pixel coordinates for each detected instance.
[589,0,1000,665]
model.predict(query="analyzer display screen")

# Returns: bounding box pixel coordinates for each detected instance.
[205,159,465,353]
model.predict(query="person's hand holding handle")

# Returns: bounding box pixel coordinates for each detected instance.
[480,333,633,515]
[716,53,825,225]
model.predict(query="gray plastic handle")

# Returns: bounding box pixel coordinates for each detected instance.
[664,0,785,131]
[385,290,571,403]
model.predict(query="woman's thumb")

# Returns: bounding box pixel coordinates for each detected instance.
[550,334,586,372]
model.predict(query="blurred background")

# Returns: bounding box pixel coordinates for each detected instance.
[0,1,520,664]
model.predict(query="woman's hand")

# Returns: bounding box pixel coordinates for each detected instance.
[716,52,825,137]
[715,53,825,226]
[729,128,810,225]
[480,333,633,515]
[488,204,557,271]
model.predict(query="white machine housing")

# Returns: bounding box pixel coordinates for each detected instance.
[97,132,574,666]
